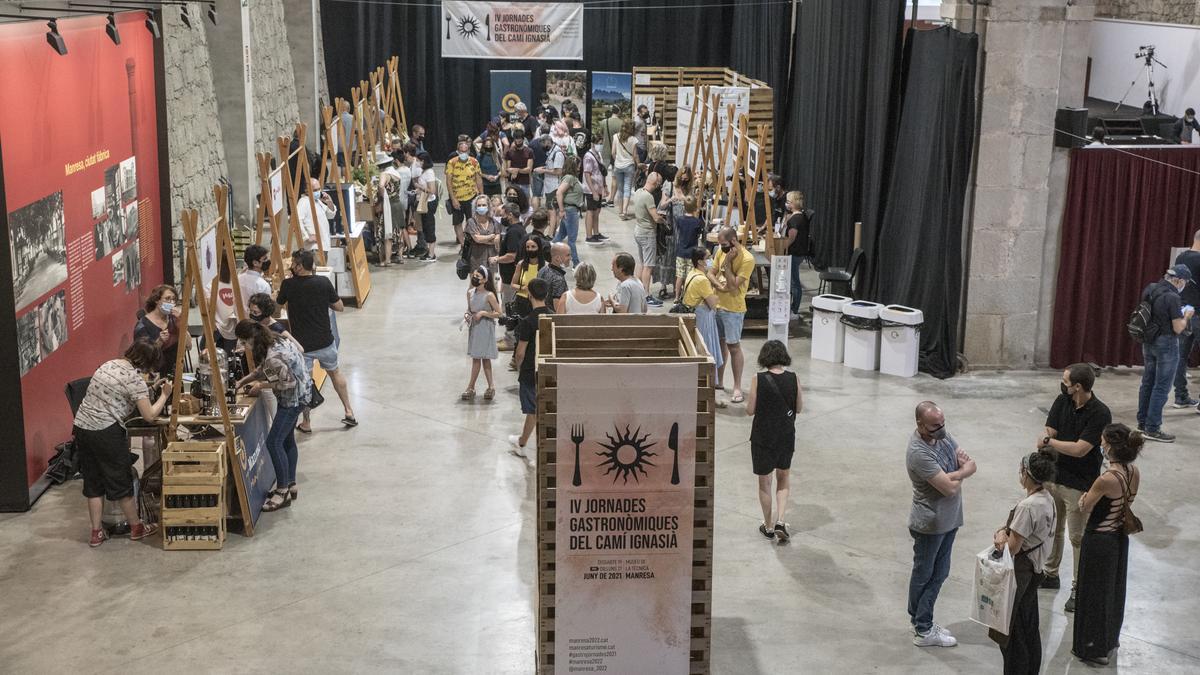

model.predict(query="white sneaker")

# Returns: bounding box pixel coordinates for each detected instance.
[913,624,957,647]
[507,434,527,457]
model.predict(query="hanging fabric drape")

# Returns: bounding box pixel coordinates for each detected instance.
[1050,148,1200,368]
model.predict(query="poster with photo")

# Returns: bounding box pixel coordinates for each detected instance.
[90,187,105,219]
[124,201,139,241]
[546,69,587,126]
[15,290,68,376]
[554,363,697,675]
[119,156,136,202]
[590,72,631,137]
[123,241,141,292]
[8,191,67,313]
[111,248,125,286]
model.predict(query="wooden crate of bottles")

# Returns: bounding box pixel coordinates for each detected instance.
[162,441,227,551]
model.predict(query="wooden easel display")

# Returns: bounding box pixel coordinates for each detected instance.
[277,123,328,266]
[167,209,257,536]
[383,55,408,142]
[253,152,290,290]
[207,184,254,370]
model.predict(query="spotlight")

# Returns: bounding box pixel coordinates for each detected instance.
[105,13,120,44]
[145,10,160,38]
[206,2,216,25]
[45,19,66,56]
[179,4,191,28]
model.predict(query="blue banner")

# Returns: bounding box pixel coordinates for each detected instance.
[490,70,532,120]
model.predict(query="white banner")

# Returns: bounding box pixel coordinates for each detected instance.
[442,1,583,60]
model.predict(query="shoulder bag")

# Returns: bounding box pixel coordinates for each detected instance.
[669,274,698,314]
[759,371,795,419]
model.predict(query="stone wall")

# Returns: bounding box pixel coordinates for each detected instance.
[249,0,301,156]
[1097,0,1200,24]
[163,2,228,278]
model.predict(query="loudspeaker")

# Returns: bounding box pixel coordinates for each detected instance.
[1054,107,1088,148]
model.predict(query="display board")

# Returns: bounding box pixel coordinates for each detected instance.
[675,86,751,173]
[546,70,587,126]
[590,72,632,136]
[0,13,166,505]
[442,1,584,60]
[490,70,532,118]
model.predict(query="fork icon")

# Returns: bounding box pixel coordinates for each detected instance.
[571,423,585,487]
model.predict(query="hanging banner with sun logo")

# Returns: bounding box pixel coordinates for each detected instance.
[442,1,584,60]
[554,363,696,674]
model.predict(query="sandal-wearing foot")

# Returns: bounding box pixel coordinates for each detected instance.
[461,389,476,401]
[89,528,109,548]
[288,483,298,501]
[483,388,495,401]
[341,416,358,427]
[730,392,745,404]
[262,490,292,512]
[296,424,313,434]
[774,522,790,543]
[130,522,158,541]
[758,523,776,540]
[715,398,728,409]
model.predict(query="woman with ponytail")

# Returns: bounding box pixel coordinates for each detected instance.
[989,445,1058,673]
[1073,423,1143,665]
[235,319,310,512]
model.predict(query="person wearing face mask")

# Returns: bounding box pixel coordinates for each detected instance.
[446,138,483,247]
[503,185,531,221]
[504,128,534,199]
[1072,423,1143,666]
[134,284,189,376]
[989,446,1057,674]
[491,203,527,351]
[906,401,976,648]
[463,265,501,401]
[1135,264,1195,442]
[410,124,426,154]
[683,246,723,381]
[634,104,650,161]
[73,339,169,547]
[553,156,585,267]
[478,137,504,197]
[239,244,274,311]
[465,195,501,274]
[745,340,802,544]
[234,319,310,512]
[709,227,755,403]
[537,242,571,307]
[1037,363,1111,612]
[1173,107,1200,144]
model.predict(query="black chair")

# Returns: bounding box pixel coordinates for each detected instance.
[818,247,864,298]
[64,377,92,416]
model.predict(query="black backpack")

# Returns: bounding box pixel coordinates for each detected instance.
[1128,284,1170,343]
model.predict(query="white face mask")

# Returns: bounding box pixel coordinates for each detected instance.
[475,206,489,215]
[160,301,175,315]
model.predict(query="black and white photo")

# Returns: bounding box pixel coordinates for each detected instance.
[90,187,105,219]
[16,289,68,376]
[119,155,137,203]
[8,191,67,313]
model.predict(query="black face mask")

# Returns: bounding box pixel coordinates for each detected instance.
[260,260,271,274]
[720,243,732,253]
[507,196,519,204]
[1061,382,1070,397]
[471,277,483,287]
[249,312,263,322]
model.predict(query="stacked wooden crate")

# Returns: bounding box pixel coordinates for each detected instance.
[161,440,227,550]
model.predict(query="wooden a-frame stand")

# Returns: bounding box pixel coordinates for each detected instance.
[277,123,328,266]
[168,209,257,536]
[254,152,294,290]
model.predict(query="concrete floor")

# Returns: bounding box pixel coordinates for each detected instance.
[1,207,1198,674]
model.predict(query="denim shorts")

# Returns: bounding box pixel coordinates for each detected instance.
[304,343,339,372]
[520,380,537,415]
[613,164,636,198]
[716,309,745,344]
[531,173,545,198]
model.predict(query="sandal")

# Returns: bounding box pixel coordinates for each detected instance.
[461,389,476,401]
[288,483,298,502]
[483,388,495,401]
[730,392,745,404]
[296,424,312,434]
[340,416,359,427]
[262,489,292,512]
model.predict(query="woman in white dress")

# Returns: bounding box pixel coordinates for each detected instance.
[556,262,606,314]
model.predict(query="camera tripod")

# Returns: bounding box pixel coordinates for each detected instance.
[1116,46,1167,115]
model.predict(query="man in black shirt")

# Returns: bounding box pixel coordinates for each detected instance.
[492,203,526,350]
[1136,265,1194,442]
[1037,363,1111,611]
[276,249,356,431]
[537,242,570,307]
[1172,230,1200,407]
[509,278,553,458]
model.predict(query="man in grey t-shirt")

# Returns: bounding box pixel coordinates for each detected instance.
[606,251,646,314]
[905,401,976,648]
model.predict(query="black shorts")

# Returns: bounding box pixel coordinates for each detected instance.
[751,441,794,476]
[451,199,474,227]
[420,206,437,244]
[585,195,602,212]
[74,423,135,500]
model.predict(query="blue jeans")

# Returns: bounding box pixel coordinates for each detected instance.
[553,206,581,266]
[1138,333,1179,432]
[908,527,957,634]
[613,164,636,198]
[790,255,805,313]
[266,404,301,487]
[1172,315,1198,402]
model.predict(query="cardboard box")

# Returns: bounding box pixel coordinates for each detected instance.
[325,246,347,273]
[335,272,355,297]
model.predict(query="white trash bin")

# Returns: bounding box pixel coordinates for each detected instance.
[879,305,924,378]
[841,300,884,371]
[811,294,851,363]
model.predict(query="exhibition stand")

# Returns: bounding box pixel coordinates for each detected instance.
[535,315,715,675]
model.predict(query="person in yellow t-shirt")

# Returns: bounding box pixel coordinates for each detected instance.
[709,227,756,404]
[683,246,724,384]
[445,138,483,246]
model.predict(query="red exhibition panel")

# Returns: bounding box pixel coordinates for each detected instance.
[0,14,164,486]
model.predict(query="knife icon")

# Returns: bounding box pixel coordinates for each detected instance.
[669,422,680,485]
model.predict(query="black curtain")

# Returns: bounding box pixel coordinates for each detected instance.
[779,0,905,269]
[319,1,792,158]
[869,27,978,379]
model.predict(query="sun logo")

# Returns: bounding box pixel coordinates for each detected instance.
[456,15,481,38]
[596,425,657,484]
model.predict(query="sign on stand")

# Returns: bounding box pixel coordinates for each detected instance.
[768,254,791,342]
[442,1,583,60]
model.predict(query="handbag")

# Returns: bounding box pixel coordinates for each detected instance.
[669,275,698,314]
[455,238,472,280]
[970,545,1017,635]
[416,189,429,214]
[307,380,325,410]
[1117,470,1143,535]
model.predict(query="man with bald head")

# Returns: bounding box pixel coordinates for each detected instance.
[906,401,976,648]
[709,226,756,404]
[630,171,666,306]
[296,177,336,252]
[536,242,571,307]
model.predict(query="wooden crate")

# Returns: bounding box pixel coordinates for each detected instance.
[162,441,226,485]
[535,315,716,675]
[632,66,774,172]
[162,441,227,550]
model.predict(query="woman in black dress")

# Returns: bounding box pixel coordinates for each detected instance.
[1072,423,1143,666]
[745,340,803,543]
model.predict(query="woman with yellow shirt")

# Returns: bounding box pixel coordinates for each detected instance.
[682,246,724,382]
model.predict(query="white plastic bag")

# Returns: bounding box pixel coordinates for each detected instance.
[970,545,1017,634]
